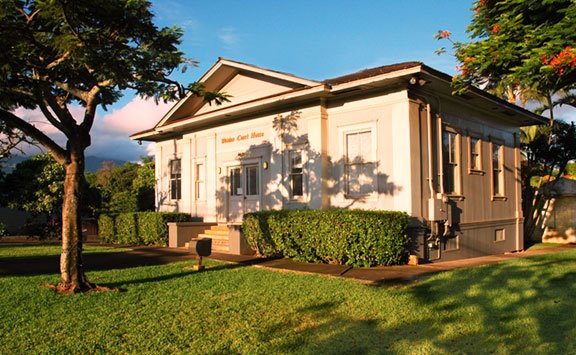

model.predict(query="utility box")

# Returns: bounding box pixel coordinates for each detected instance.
[428,198,445,221]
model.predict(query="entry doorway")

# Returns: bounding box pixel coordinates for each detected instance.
[227,161,261,222]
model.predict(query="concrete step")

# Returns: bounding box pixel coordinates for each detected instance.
[211,225,230,232]
[184,224,233,253]
[204,229,230,237]
[198,234,228,245]
[186,238,230,253]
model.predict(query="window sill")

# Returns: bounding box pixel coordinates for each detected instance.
[446,194,465,201]
[345,193,377,200]
[287,197,306,203]
[468,169,484,176]
[491,196,508,202]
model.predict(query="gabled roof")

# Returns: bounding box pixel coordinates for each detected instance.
[131,58,547,141]
[202,58,320,87]
[152,58,320,128]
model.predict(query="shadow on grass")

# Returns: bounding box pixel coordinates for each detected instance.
[101,258,274,289]
[253,252,576,353]
[0,249,273,277]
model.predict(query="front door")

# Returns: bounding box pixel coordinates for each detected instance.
[228,162,261,222]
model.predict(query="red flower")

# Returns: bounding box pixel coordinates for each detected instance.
[491,25,501,33]
[545,46,576,76]
[440,30,451,38]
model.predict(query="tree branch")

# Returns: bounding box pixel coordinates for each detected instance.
[45,51,71,70]
[79,85,102,134]
[37,99,66,132]
[37,84,78,134]
[53,81,90,102]
[0,109,66,164]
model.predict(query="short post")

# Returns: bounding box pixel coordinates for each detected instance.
[188,238,212,271]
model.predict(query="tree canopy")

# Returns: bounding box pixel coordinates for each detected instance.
[0,153,63,216]
[436,0,576,241]
[437,0,576,108]
[88,158,156,213]
[0,0,227,293]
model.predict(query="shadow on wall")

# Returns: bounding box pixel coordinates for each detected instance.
[210,110,403,220]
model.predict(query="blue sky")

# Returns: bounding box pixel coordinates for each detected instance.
[19,1,485,162]
[151,0,474,82]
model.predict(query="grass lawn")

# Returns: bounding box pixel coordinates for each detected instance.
[1,246,575,354]
[0,244,129,259]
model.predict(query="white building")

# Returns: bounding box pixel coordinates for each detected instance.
[132,58,545,261]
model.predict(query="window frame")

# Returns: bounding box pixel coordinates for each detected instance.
[229,166,242,196]
[340,124,377,198]
[494,228,506,242]
[169,159,182,201]
[490,139,506,200]
[468,135,483,175]
[194,159,206,201]
[287,148,306,200]
[244,164,259,196]
[442,127,462,196]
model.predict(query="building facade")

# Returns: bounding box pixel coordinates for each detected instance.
[132,58,546,261]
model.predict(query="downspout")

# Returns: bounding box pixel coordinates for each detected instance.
[436,113,444,195]
[513,133,523,251]
[426,103,441,259]
[426,104,435,199]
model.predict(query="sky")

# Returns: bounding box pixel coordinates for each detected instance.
[16,1,503,162]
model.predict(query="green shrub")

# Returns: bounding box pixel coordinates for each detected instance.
[0,222,8,237]
[98,212,192,246]
[22,222,60,240]
[243,210,411,267]
[98,214,116,244]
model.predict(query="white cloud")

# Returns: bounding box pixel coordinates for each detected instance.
[95,97,169,136]
[8,97,170,162]
[146,142,156,156]
[219,27,239,47]
[89,97,171,161]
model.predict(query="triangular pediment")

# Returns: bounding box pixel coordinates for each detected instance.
[157,58,319,127]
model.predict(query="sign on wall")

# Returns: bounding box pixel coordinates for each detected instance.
[219,130,266,145]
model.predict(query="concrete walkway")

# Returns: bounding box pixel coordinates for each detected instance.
[1,240,574,285]
[209,245,576,285]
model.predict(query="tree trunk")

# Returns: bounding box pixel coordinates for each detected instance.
[57,147,93,294]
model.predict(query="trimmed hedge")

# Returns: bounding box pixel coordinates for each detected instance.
[0,222,8,237]
[99,212,192,246]
[242,210,411,267]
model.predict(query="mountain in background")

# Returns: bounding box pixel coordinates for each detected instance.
[1,155,127,174]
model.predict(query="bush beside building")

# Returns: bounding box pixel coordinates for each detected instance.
[99,212,192,246]
[243,209,411,267]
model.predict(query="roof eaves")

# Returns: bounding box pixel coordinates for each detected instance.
[420,64,548,126]
[324,61,423,85]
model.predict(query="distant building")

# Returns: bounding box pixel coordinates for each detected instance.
[542,178,576,244]
[132,58,546,261]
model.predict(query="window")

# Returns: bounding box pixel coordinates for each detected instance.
[230,165,259,196]
[195,162,205,200]
[442,130,460,194]
[345,130,375,196]
[469,136,482,172]
[245,165,259,196]
[289,150,304,198]
[492,142,504,197]
[494,228,505,242]
[230,167,242,196]
[170,159,181,200]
